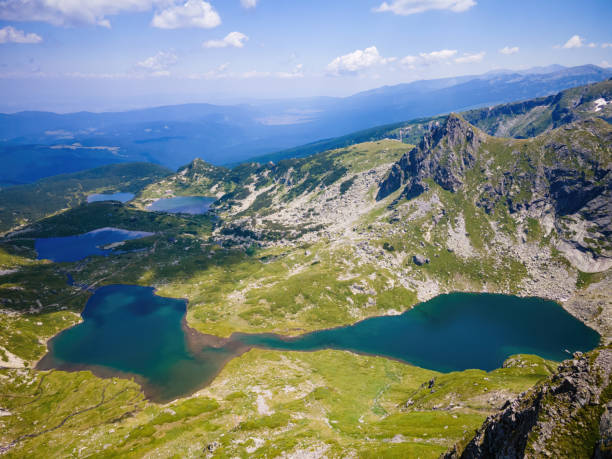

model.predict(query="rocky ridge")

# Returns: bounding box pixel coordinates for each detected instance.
[376,114,486,201]
[444,348,612,458]
[462,77,612,138]
[377,114,612,273]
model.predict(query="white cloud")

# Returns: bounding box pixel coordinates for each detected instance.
[400,55,418,66]
[203,31,248,48]
[374,0,475,15]
[0,0,174,27]
[152,0,220,29]
[602,61,611,68]
[277,64,304,79]
[562,35,584,49]
[454,51,485,64]
[602,43,612,49]
[137,51,177,76]
[499,46,519,55]
[327,46,395,75]
[241,0,258,8]
[401,49,478,68]
[587,42,597,48]
[0,26,42,44]
[419,49,457,62]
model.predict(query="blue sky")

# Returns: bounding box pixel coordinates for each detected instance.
[0,0,611,112]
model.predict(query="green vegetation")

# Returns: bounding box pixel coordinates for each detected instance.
[463,79,612,138]
[536,384,612,457]
[576,270,607,289]
[525,217,544,243]
[136,158,238,203]
[0,80,610,457]
[0,350,557,458]
[0,162,170,234]
[67,239,417,337]
[24,201,213,238]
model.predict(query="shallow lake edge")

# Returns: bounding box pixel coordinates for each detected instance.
[35,284,603,404]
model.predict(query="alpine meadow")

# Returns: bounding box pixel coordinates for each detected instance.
[0,1,611,458]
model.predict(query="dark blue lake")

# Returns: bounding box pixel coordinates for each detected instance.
[35,227,153,263]
[38,287,600,402]
[87,192,135,203]
[146,196,215,214]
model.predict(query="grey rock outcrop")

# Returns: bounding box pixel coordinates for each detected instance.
[594,402,612,458]
[444,348,612,459]
[377,113,484,200]
[413,254,429,266]
[377,114,612,271]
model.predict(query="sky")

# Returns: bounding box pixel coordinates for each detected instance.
[0,0,611,112]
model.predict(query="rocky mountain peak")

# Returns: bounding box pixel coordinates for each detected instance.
[376,114,611,272]
[376,113,485,200]
[180,157,216,173]
[434,113,478,147]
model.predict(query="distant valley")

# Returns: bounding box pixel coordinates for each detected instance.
[0,64,610,185]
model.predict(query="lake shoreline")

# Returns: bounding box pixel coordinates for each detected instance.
[36,285,601,404]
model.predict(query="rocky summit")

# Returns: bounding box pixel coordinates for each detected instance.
[378,113,612,273]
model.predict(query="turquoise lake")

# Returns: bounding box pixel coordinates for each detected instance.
[146,196,215,214]
[35,228,153,263]
[38,285,601,402]
[87,192,135,203]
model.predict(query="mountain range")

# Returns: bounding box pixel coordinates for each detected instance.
[1,64,610,186]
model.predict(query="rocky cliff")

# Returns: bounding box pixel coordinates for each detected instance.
[377,114,612,272]
[444,347,612,458]
[463,78,612,138]
[376,114,486,200]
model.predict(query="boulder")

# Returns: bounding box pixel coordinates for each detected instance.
[413,254,429,265]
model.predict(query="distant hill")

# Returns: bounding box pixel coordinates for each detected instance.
[0,143,148,187]
[0,65,609,184]
[254,78,612,163]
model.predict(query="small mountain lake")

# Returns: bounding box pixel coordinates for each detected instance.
[87,192,135,203]
[37,285,600,402]
[146,196,215,214]
[35,228,153,263]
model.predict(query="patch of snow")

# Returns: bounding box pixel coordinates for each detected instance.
[593,97,608,112]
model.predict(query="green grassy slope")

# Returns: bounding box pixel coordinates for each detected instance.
[0,162,171,234]
[0,350,556,458]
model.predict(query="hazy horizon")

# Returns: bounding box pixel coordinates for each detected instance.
[1,0,611,113]
[0,63,600,114]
